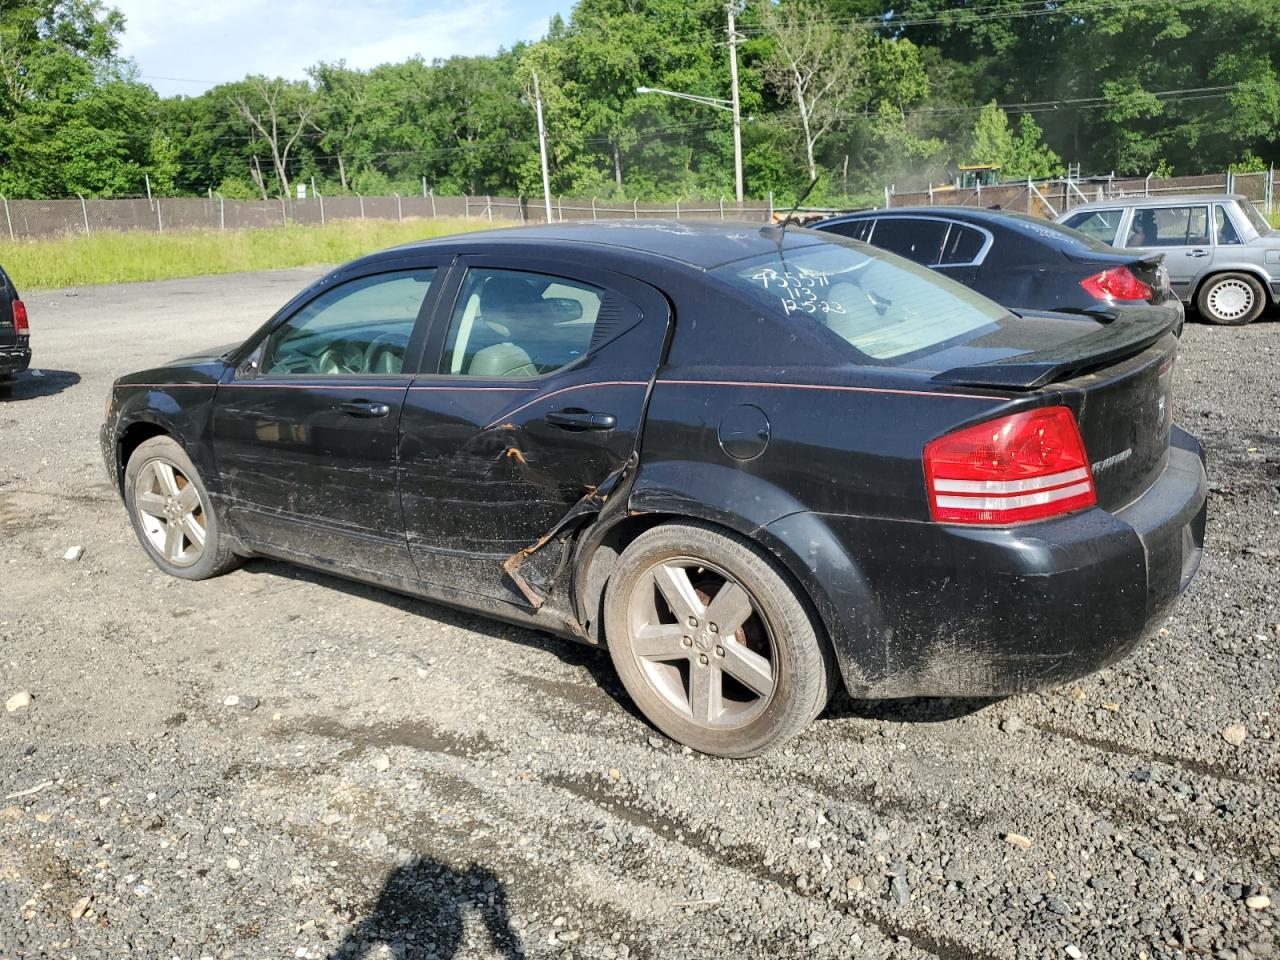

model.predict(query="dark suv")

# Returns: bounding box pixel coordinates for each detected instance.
[0,265,31,384]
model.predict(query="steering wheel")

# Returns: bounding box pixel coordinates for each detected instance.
[363,333,405,375]
[315,341,365,375]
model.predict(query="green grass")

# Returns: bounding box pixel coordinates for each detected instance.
[0,217,492,291]
[1268,212,1280,230]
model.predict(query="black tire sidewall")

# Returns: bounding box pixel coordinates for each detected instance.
[605,523,829,758]
[1198,273,1265,326]
[123,437,228,581]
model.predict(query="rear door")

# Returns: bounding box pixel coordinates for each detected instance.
[397,256,670,604]
[211,259,445,578]
[1125,204,1211,299]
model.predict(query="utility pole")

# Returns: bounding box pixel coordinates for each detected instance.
[531,69,554,223]
[727,0,744,211]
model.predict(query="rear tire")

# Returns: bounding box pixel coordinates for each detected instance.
[124,436,239,580]
[604,522,834,758]
[1197,272,1266,326]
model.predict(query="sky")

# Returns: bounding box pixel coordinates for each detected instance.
[112,0,573,97]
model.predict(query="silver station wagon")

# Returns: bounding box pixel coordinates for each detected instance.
[1058,194,1280,325]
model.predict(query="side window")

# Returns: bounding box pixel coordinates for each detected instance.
[440,269,604,378]
[1064,209,1122,245]
[1129,206,1210,247]
[868,218,949,266]
[939,224,987,265]
[261,269,435,375]
[1215,204,1242,245]
[826,218,876,243]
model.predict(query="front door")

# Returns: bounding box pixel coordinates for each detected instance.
[212,263,442,579]
[397,258,670,605]
[1125,204,1211,299]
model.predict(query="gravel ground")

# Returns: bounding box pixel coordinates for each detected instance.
[1,269,1277,960]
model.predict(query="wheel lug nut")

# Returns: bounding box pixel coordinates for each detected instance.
[681,636,693,647]
[708,623,718,634]
[715,646,725,658]
[687,616,699,628]
[698,653,709,666]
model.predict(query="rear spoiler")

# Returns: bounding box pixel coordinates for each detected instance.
[1063,248,1166,269]
[933,309,1178,390]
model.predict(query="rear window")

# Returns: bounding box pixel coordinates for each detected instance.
[1062,209,1123,245]
[1237,200,1271,238]
[940,224,987,264]
[713,242,1009,363]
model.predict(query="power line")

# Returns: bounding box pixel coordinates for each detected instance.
[736,0,1192,35]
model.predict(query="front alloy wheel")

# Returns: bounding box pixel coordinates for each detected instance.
[124,435,240,581]
[134,459,206,567]
[606,522,834,757]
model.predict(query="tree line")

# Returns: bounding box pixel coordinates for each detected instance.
[2,0,1278,205]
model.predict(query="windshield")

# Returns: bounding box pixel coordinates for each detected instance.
[1238,199,1272,238]
[712,241,1010,363]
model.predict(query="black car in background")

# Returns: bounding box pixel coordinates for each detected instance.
[102,222,1206,757]
[813,207,1185,328]
[0,265,31,384]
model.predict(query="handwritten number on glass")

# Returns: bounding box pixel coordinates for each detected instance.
[749,269,846,316]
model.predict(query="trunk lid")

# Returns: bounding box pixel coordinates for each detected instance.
[936,309,1179,511]
[1055,334,1176,510]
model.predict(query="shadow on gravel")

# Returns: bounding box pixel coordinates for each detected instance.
[0,368,80,401]
[328,857,522,960]
[829,694,1000,724]
[239,558,651,727]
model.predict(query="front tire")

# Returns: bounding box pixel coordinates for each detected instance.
[1197,272,1266,326]
[604,522,834,758]
[124,436,239,580]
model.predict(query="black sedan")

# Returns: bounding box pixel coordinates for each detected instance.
[102,222,1207,757]
[813,207,1185,327]
[0,264,31,385]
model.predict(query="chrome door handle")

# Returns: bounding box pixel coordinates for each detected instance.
[339,400,391,418]
[1187,249,1210,258]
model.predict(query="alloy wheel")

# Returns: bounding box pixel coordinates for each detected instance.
[1206,278,1255,322]
[133,458,207,567]
[625,557,778,728]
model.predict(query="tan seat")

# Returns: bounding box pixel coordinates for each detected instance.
[468,341,538,378]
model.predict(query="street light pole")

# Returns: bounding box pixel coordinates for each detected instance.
[531,69,554,223]
[726,1,744,210]
[636,12,745,214]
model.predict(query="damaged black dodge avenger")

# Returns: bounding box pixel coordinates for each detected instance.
[102,222,1207,757]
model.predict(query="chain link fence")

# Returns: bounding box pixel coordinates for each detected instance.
[883,169,1279,219]
[0,193,775,241]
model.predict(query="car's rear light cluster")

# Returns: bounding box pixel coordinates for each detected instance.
[12,301,28,336]
[924,406,1097,525]
[1080,266,1153,302]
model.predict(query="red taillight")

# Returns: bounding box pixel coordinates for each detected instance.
[924,406,1096,525]
[1080,266,1152,302]
[12,301,28,335]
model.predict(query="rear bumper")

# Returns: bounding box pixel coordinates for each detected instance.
[767,427,1207,698]
[0,341,31,378]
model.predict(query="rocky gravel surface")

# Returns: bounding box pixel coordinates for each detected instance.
[1,269,1277,960]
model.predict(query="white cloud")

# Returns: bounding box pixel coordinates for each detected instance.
[112,0,567,96]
